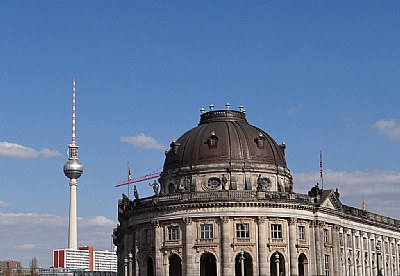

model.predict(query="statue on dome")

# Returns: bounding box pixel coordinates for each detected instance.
[133,185,139,200]
[221,174,228,190]
[149,180,159,195]
[308,183,322,197]
[334,188,340,198]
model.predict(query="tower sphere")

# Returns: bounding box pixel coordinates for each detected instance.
[63,159,83,180]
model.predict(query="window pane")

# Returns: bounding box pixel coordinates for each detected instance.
[200,224,213,240]
[298,226,305,240]
[168,226,179,241]
[271,224,282,239]
[236,223,249,238]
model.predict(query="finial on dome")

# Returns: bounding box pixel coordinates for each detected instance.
[225,103,230,110]
[239,104,244,112]
[200,107,205,114]
[209,104,214,111]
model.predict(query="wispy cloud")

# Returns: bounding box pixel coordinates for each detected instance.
[286,104,303,116]
[0,142,61,158]
[0,200,9,208]
[293,170,400,218]
[120,133,164,150]
[14,243,42,251]
[372,119,400,140]
[0,213,116,267]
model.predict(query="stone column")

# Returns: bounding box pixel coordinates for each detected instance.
[308,222,317,275]
[258,216,268,276]
[332,225,341,276]
[360,232,366,276]
[368,233,374,276]
[152,220,163,276]
[314,221,323,275]
[351,230,357,276]
[288,218,298,276]
[184,217,195,276]
[396,239,399,275]
[220,216,232,276]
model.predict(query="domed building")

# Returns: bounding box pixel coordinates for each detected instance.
[114,106,400,276]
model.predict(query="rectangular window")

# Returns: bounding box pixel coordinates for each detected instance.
[298,225,305,240]
[271,224,282,239]
[144,229,152,244]
[347,234,352,248]
[323,229,329,243]
[324,255,330,276]
[363,237,367,249]
[168,226,179,241]
[200,224,213,240]
[236,223,250,239]
[355,236,360,249]
[371,239,375,251]
[339,233,344,246]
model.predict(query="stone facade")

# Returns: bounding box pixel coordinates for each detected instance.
[113,108,400,276]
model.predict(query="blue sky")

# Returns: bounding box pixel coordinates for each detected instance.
[1,0,400,267]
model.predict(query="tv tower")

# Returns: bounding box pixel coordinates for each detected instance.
[63,79,84,249]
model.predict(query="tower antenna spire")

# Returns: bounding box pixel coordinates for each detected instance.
[72,79,77,145]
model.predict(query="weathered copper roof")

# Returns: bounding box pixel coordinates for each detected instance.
[163,109,287,170]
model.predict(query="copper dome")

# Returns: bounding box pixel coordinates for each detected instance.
[163,109,287,171]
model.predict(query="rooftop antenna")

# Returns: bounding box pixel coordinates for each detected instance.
[320,150,324,190]
[127,161,132,199]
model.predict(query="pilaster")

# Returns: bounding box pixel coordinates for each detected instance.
[220,216,232,276]
[152,220,163,276]
[184,217,195,276]
[288,218,298,276]
[257,216,268,276]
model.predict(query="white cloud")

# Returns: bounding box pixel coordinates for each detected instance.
[40,148,62,157]
[293,170,400,219]
[83,215,115,227]
[286,104,303,116]
[0,142,61,158]
[120,133,164,150]
[0,200,9,208]
[14,244,40,251]
[372,119,400,140]
[0,212,116,267]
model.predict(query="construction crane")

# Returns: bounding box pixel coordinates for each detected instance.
[115,172,160,187]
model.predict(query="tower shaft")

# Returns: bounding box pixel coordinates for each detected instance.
[68,179,78,249]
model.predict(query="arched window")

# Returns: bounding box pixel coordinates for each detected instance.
[270,252,285,276]
[169,254,181,276]
[200,253,217,276]
[235,251,253,276]
[298,253,308,276]
[168,183,175,194]
[146,257,154,276]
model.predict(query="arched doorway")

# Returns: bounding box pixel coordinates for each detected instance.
[270,252,285,276]
[298,253,308,276]
[169,254,182,276]
[200,253,217,276]
[146,257,154,276]
[234,251,253,276]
